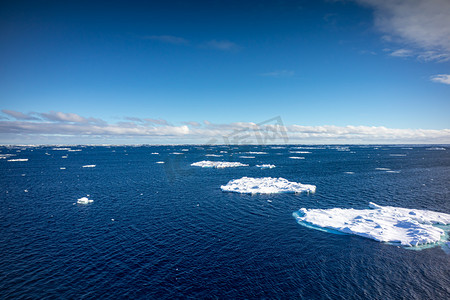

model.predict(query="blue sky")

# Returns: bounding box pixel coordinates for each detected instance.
[0,0,449,144]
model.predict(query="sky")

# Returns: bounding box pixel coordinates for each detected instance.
[0,0,449,144]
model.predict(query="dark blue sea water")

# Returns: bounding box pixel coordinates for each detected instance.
[1,145,449,299]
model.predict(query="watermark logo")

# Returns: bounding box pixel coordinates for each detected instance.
[163,116,288,182]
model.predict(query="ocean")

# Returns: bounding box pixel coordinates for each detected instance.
[1,145,449,299]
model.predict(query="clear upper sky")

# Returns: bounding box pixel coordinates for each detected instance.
[0,0,449,144]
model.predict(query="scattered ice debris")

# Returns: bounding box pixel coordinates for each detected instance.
[256,164,276,169]
[221,177,316,194]
[156,161,165,164]
[82,165,96,168]
[7,158,28,162]
[181,149,189,151]
[151,152,159,155]
[220,151,228,153]
[52,148,71,151]
[289,156,305,159]
[191,161,248,168]
[77,197,94,204]
[245,152,268,155]
[205,154,223,157]
[290,151,311,154]
[386,170,400,173]
[293,203,450,247]
[239,156,255,159]
[426,147,446,151]
[68,149,82,152]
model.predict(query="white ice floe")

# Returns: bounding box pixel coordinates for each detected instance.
[61,156,68,158]
[151,152,159,155]
[205,154,223,157]
[344,172,355,174]
[156,161,165,164]
[389,154,407,157]
[52,147,71,151]
[245,151,268,155]
[256,164,276,169]
[290,151,311,154]
[290,156,305,159]
[191,161,248,168]
[171,152,184,155]
[426,147,446,151]
[82,165,96,168]
[60,167,66,170]
[239,156,255,159]
[68,149,82,152]
[221,177,316,194]
[375,168,390,171]
[77,197,94,204]
[7,158,28,162]
[293,203,450,247]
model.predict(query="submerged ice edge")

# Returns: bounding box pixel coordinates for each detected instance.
[293,202,450,248]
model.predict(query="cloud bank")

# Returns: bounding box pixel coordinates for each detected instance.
[0,110,449,144]
[355,0,450,61]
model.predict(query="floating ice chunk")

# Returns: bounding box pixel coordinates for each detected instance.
[171,152,184,155]
[290,151,311,154]
[205,154,223,157]
[289,156,305,159]
[181,149,189,151]
[344,172,355,174]
[293,203,450,247]
[375,168,390,171]
[82,165,96,168]
[77,197,94,204]
[245,152,268,155]
[156,161,165,164]
[239,156,255,158]
[426,147,446,150]
[386,170,400,173]
[151,152,159,155]
[191,161,248,168]
[7,158,28,162]
[221,177,316,194]
[61,156,68,158]
[60,167,66,170]
[256,164,276,169]
[52,148,71,150]
[68,149,82,152]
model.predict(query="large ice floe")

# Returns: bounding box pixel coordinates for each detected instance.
[221,177,316,194]
[191,161,248,168]
[293,203,450,247]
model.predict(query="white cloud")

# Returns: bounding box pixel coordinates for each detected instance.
[2,109,39,120]
[0,111,449,144]
[389,49,413,57]
[430,74,450,85]
[202,40,241,51]
[354,0,450,61]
